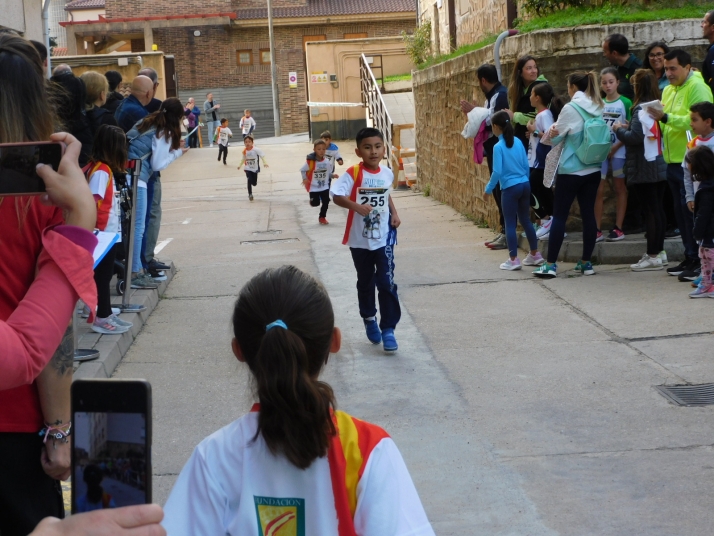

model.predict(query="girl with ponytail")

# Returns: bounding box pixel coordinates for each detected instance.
[483,111,544,271]
[162,265,435,536]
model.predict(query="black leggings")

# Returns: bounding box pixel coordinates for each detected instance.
[547,172,600,264]
[94,242,119,318]
[631,182,667,255]
[529,167,554,219]
[246,171,258,195]
[310,189,330,218]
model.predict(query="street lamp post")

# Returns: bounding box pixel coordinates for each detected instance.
[267,0,281,137]
[42,0,52,78]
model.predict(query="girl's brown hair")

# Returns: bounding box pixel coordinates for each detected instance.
[136,97,183,150]
[630,69,661,109]
[686,145,714,183]
[567,71,603,108]
[80,71,109,109]
[232,265,337,469]
[508,55,539,113]
[89,125,127,174]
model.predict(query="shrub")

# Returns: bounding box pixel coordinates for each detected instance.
[402,21,432,66]
[523,0,587,16]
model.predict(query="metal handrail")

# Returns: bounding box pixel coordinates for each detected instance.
[359,53,393,168]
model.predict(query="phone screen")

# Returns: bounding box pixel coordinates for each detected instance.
[73,412,148,511]
[0,143,62,195]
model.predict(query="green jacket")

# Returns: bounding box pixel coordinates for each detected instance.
[661,71,713,164]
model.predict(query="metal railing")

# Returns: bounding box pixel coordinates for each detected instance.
[360,53,393,168]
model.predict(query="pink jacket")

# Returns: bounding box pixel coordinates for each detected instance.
[0,226,97,391]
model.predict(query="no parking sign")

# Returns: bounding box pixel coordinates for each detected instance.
[289,72,297,88]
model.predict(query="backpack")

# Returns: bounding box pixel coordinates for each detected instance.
[569,103,612,165]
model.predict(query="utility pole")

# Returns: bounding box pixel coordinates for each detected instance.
[267,0,281,137]
[42,0,52,78]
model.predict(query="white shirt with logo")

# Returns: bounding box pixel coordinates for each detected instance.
[300,158,332,192]
[217,127,233,146]
[243,147,265,172]
[161,412,434,536]
[325,144,343,173]
[88,169,121,240]
[240,117,256,135]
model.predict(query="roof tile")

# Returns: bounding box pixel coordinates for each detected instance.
[236,0,416,20]
[65,0,105,10]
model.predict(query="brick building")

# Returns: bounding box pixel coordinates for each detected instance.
[62,0,417,137]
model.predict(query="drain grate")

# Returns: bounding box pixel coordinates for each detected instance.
[241,238,299,245]
[252,230,282,235]
[655,384,714,406]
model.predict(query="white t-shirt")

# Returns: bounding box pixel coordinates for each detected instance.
[300,158,332,192]
[162,412,434,536]
[330,165,395,251]
[528,109,555,168]
[243,148,265,172]
[240,117,256,135]
[88,169,121,240]
[217,127,233,146]
[602,97,630,159]
[325,144,343,173]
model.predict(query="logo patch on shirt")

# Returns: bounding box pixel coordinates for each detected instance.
[254,496,305,536]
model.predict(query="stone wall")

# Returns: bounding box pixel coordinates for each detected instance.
[413,19,711,229]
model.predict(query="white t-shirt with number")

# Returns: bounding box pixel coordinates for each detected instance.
[331,165,394,251]
[300,158,332,192]
[602,96,631,159]
[325,143,342,173]
[243,147,265,172]
[217,127,233,146]
[240,117,256,135]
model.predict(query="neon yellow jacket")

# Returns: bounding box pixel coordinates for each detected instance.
[661,71,713,164]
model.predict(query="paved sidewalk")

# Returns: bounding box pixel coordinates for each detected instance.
[111,141,714,535]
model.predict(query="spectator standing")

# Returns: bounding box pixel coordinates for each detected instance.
[460,64,510,249]
[603,33,643,101]
[29,40,48,74]
[643,41,670,91]
[532,71,606,279]
[114,75,153,133]
[508,55,548,146]
[81,71,119,133]
[702,11,714,95]
[49,71,94,166]
[138,67,162,113]
[184,98,198,148]
[204,92,221,148]
[648,49,714,280]
[613,69,667,271]
[102,70,124,114]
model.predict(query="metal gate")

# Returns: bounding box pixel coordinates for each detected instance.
[360,54,393,168]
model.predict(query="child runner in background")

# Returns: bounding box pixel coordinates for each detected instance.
[84,125,134,334]
[526,83,563,239]
[239,109,256,139]
[596,66,632,242]
[216,118,233,165]
[484,111,544,270]
[331,128,402,353]
[237,135,268,201]
[161,266,435,535]
[321,130,344,177]
[301,139,337,225]
[683,102,714,287]
[684,145,714,298]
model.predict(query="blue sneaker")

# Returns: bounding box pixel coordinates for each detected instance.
[364,318,381,344]
[691,275,703,288]
[574,260,595,276]
[381,329,398,353]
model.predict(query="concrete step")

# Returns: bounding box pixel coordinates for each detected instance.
[518,232,685,264]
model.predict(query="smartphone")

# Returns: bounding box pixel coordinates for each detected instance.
[0,141,64,196]
[71,379,152,513]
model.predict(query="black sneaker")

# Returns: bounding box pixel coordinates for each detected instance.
[666,258,690,276]
[149,259,170,271]
[678,259,701,282]
[665,228,681,238]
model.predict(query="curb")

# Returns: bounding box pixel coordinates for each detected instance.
[73,263,176,379]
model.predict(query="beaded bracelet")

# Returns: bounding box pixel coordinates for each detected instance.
[39,422,72,446]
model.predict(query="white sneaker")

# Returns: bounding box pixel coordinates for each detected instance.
[111,307,121,315]
[536,218,552,238]
[523,252,545,266]
[500,258,522,271]
[658,250,669,266]
[631,254,663,272]
[110,314,134,329]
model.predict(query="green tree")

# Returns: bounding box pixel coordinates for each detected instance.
[402,21,432,66]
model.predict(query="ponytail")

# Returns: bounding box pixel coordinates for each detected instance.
[531,83,565,121]
[567,71,603,108]
[491,110,515,148]
[232,266,337,469]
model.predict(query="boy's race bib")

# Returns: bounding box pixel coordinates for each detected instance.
[358,187,389,240]
[245,158,258,171]
[313,168,328,189]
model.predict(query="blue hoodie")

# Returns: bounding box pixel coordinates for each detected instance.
[484,135,530,194]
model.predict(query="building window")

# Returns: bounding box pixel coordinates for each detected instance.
[260,49,271,65]
[303,35,326,50]
[236,50,252,66]
[344,33,368,39]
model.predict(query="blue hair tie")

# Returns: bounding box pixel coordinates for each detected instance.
[265,320,288,331]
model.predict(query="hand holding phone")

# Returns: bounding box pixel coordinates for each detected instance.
[31,504,165,536]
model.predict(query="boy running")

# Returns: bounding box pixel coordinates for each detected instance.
[301,139,337,225]
[237,135,268,201]
[216,118,233,165]
[321,130,344,176]
[240,109,256,140]
[331,128,401,354]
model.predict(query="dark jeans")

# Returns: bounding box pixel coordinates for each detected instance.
[246,171,258,195]
[94,242,120,318]
[0,433,64,535]
[350,245,401,331]
[218,144,228,163]
[667,164,697,259]
[547,171,600,264]
[188,131,198,148]
[529,167,553,218]
[632,182,667,255]
[501,182,538,257]
[309,189,330,218]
